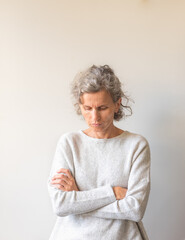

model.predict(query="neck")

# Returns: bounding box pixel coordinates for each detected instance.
[83,125,124,139]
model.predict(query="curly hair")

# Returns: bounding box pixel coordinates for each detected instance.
[71,65,132,121]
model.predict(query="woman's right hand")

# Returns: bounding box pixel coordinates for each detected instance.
[51,168,79,192]
[113,186,127,200]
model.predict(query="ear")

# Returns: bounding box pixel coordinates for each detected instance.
[115,98,122,113]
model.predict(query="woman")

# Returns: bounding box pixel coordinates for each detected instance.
[48,65,150,240]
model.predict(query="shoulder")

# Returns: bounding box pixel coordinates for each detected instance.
[57,131,83,145]
[123,132,151,165]
[124,131,150,149]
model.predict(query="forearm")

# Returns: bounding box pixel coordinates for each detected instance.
[48,133,150,220]
[82,141,151,222]
[82,180,150,222]
[48,181,116,216]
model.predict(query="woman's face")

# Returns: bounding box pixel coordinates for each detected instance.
[80,89,121,134]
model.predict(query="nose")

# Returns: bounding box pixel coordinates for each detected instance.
[92,109,100,122]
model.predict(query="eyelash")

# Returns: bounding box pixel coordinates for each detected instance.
[84,107,108,111]
[99,107,107,110]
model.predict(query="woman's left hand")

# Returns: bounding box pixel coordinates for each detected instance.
[51,168,79,191]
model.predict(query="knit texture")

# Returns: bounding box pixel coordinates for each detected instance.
[48,130,150,240]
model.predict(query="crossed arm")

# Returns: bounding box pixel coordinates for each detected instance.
[48,136,150,221]
[51,168,127,200]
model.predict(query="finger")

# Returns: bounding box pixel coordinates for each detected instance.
[60,174,70,183]
[56,168,69,173]
[56,168,72,179]
[58,185,71,192]
[51,179,68,186]
[52,174,71,185]
[51,174,73,184]
[52,174,70,181]
[51,182,65,190]
[58,185,65,191]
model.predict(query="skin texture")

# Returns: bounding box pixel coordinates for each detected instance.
[51,90,127,200]
[52,168,79,191]
[112,186,127,200]
[80,89,122,139]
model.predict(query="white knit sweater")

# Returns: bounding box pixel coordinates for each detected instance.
[48,130,150,240]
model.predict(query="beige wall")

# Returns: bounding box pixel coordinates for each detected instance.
[1,0,185,239]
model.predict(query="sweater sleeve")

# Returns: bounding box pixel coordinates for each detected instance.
[48,135,116,217]
[82,138,150,222]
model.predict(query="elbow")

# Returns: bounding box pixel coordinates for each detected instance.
[122,197,146,222]
[52,200,72,217]
[132,209,144,222]
[125,191,149,222]
[124,208,144,222]
[52,197,72,217]
[130,201,147,222]
[53,207,61,217]
[54,206,68,217]
[49,188,72,217]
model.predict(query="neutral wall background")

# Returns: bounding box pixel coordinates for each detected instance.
[1,0,185,239]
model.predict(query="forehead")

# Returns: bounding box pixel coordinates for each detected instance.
[80,90,113,105]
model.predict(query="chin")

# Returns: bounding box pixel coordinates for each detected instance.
[91,126,105,132]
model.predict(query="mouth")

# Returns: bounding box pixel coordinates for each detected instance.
[92,123,102,127]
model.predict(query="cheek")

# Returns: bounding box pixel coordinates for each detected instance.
[82,111,91,121]
[103,110,114,121]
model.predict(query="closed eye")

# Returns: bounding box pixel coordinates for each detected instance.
[84,106,92,111]
[83,106,108,111]
[98,106,108,110]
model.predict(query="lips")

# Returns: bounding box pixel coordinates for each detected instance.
[92,123,102,127]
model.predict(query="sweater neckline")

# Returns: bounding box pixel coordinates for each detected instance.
[79,129,128,142]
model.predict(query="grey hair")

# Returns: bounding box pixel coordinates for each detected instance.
[71,65,132,121]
